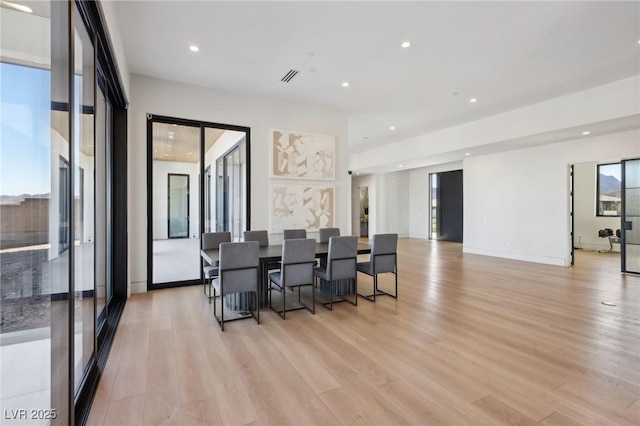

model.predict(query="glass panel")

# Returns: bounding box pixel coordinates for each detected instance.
[624,159,640,273]
[216,157,225,232]
[73,9,95,392]
[105,99,113,306]
[430,173,438,239]
[204,127,222,233]
[0,0,71,422]
[152,122,200,284]
[95,84,106,328]
[597,163,621,216]
[168,174,189,238]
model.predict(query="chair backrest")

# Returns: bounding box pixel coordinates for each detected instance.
[281,238,316,286]
[370,233,398,274]
[327,235,358,280]
[244,230,269,247]
[218,241,259,295]
[319,227,340,243]
[202,232,232,250]
[283,229,307,240]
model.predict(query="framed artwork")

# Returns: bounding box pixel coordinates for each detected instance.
[271,129,335,180]
[270,184,334,232]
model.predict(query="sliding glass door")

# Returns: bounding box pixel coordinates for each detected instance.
[148,116,250,287]
[622,158,640,274]
[1,1,126,422]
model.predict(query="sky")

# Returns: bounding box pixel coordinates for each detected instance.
[1,62,52,196]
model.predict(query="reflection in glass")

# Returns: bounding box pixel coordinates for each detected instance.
[96,84,107,329]
[624,159,640,274]
[0,1,69,421]
[73,10,95,391]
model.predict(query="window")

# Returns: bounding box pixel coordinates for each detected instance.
[597,163,622,216]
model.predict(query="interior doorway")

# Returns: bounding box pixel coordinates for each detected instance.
[359,187,369,238]
[572,161,622,266]
[429,170,463,243]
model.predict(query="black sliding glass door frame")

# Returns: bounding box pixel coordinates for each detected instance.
[146,114,251,290]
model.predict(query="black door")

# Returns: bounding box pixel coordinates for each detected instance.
[438,170,463,243]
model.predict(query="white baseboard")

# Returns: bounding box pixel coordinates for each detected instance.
[463,246,568,267]
[130,281,147,295]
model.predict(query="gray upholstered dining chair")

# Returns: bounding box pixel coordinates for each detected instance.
[212,241,260,331]
[269,238,316,319]
[243,230,269,247]
[283,229,306,240]
[319,227,340,243]
[202,231,231,302]
[313,235,358,310]
[357,233,398,302]
[244,229,280,272]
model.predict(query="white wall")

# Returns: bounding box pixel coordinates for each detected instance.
[129,74,348,293]
[408,161,463,239]
[573,162,621,252]
[152,160,200,240]
[463,130,639,266]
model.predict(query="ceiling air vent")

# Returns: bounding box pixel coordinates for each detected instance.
[281,69,299,83]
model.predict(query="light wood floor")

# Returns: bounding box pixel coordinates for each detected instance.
[87,239,640,426]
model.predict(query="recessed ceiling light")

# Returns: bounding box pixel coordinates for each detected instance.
[2,1,32,13]
[582,131,590,135]
[342,82,350,87]
[398,164,404,168]
[469,98,477,103]
[356,172,360,175]
[189,45,199,52]
[465,152,470,156]
[401,41,411,48]
[389,126,396,130]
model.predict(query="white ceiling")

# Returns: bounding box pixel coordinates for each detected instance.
[114,1,640,156]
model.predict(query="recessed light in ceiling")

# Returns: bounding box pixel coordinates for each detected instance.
[582,131,590,135]
[401,41,411,48]
[465,152,470,156]
[2,1,32,13]
[398,164,404,168]
[189,45,199,52]
[356,172,360,175]
[389,126,396,130]
[342,82,350,87]
[469,98,477,103]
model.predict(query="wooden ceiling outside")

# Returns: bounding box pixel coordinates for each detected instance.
[152,123,225,164]
[50,114,229,163]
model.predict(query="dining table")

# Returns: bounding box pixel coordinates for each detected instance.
[201,241,372,308]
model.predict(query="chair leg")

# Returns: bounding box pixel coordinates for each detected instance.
[255,290,260,325]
